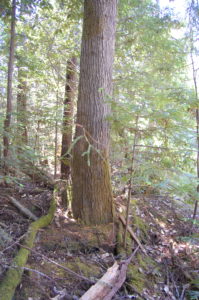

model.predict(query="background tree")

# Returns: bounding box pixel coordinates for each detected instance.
[61,56,77,180]
[16,64,28,146]
[187,0,199,220]
[3,0,16,171]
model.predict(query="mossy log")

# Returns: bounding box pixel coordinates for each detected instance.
[0,194,56,300]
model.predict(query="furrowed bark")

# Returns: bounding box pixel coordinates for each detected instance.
[3,0,16,169]
[61,57,77,180]
[72,0,117,225]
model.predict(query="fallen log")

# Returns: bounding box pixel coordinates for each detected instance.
[8,196,38,221]
[119,215,147,255]
[0,192,56,300]
[80,247,139,300]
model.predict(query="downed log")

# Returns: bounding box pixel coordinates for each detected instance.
[119,215,147,255]
[8,196,38,221]
[0,192,56,300]
[80,247,139,300]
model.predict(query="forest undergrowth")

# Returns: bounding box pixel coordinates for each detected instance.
[0,181,198,300]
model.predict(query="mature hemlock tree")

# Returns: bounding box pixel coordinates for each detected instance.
[72,0,117,225]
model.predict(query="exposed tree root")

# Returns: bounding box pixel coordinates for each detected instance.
[0,192,56,300]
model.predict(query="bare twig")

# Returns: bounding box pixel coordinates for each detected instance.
[1,234,26,253]
[22,266,55,282]
[179,284,190,300]
[0,222,7,228]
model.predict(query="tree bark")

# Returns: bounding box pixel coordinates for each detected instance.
[193,108,199,220]
[17,66,28,146]
[54,89,59,179]
[3,0,16,166]
[190,49,199,220]
[72,0,117,225]
[61,57,77,180]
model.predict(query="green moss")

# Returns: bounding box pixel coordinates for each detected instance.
[134,215,148,236]
[137,254,156,270]
[43,257,101,281]
[0,193,56,300]
[127,252,159,294]
[68,258,100,278]
[127,264,145,293]
[115,221,126,256]
[130,199,148,239]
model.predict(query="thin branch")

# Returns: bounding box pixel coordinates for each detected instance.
[1,234,26,254]
[18,243,95,284]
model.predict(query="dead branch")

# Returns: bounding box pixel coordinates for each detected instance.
[18,244,95,284]
[119,215,147,255]
[21,266,55,282]
[80,247,139,300]
[1,234,26,253]
[8,196,38,221]
[0,222,7,228]
[0,228,12,247]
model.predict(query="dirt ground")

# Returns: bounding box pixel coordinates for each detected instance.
[0,183,198,300]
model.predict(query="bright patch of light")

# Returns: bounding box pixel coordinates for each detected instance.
[159,0,187,19]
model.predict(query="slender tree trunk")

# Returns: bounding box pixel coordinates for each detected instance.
[72,0,117,225]
[3,0,16,167]
[124,116,139,248]
[54,89,59,179]
[61,57,76,180]
[17,67,28,147]
[193,108,199,220]
[190,51,199,220]
[196,109,199,182]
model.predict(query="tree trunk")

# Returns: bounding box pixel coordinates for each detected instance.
[196,109,199,183]
[17,66,28,147]
[193,108,199,220]
[72,0,117,225]
[3,0,16,167]
[54,89,59,179]
[61,57,77,180]
[190,49,199,220]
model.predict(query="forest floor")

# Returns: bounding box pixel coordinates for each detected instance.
[0,182,199,300]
